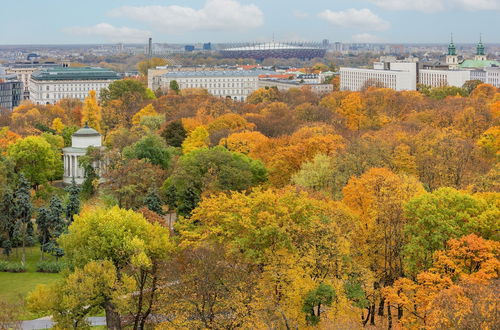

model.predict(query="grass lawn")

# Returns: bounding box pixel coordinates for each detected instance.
[0,246,63,319]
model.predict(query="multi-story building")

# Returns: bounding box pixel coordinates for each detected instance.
[258,79,333,94]
[0,68,23,110]
[340,62,417,91]
[471,67,500,88]
[5,62,64,100]
[29,67,120,105]
[157,70,263,101]
[418,69,471,88]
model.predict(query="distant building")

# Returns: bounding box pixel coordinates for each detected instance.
[220,42,326,60]
[471,67,500,87]
[184,45,195,52]
[340,62,418,91]
[203,43,212,51]
[6,62,63,99]
[258,79,333,94]
[62,125,104,185]
[29,67,120,104]
[157,70,263,101]
[0,67,23,110]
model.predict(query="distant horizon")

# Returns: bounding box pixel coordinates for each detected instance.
[1,1,498,44]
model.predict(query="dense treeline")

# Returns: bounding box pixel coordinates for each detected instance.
[0,78,498,329]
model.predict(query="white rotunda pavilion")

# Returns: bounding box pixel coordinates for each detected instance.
[62,125,102,185]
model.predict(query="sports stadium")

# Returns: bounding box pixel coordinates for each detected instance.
[220,42,326,60]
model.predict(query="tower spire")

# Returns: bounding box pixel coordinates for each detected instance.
[476,33,485,57]
[447,33,456,56]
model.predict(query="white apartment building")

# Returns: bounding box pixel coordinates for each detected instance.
[29,67,120,104]
[340,62,417,91]
[419,69,471,88]
[6,62,63,99]
[471,67,500,88]
[158,70,263,101]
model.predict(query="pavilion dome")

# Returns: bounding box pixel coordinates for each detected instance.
[71,125,102,148]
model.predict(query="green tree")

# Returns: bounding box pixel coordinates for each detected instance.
[55,206,172,329]
[0,190,17,256]
[14,174,33,265]
[123,134,172,169]
[164,146,267,216]
[144,190,164,215]
[161,120,187,147]
[403,187,487,275]
[46,196,66,258]
[65,178,81,223]
[7,136,60,188]
[169,80,180,94]
[100,80,154,122]
[302,283,336,326]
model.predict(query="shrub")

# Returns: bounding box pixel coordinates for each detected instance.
[36,260,67,273]
[0,260,27,273]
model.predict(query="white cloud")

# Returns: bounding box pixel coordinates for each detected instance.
[64,23,150,42]
[367,0,500,12]
[109,0,264,33]
[318,8,390,31]
[352,33,384,43]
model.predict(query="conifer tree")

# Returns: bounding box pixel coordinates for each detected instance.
[0,190,16,256]
[144,190,164,215]
[14,174,33,265]
[65,178,81,223]
[36,207,50,260]
[47,196,65,258]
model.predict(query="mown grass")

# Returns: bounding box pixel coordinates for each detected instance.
[0,246,63,319]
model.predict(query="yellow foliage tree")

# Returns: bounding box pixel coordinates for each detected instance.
[81,90,102,131]
[181,126,209,154]
[220,131,269,154]
[51,117,65,134]
[132,104,158,126]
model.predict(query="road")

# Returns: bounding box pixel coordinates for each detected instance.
[20,316,106,329]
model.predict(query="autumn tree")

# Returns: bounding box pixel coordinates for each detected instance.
[181,126,209,154]
[29,206,172,329]
[137,57,168,76]
[163,146,267,216]
[342,168,425,324]
[161,120,187,147]
[403,187,496,275]
[7,136,60,188]
[123,134,172,169]
[81,90,102,131]
[132,104,158,126]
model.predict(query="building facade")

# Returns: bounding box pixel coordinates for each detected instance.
[419,69,471,88]
[340,62,417,91]
[0,68,23,110]
[258,79,333,94]
[62,126,103,185]
[29,67,120,104]
[157,70,263,101]
[5,62,63,100]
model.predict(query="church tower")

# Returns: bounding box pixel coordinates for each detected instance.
[446,34,459,69]
[474,34,487,61]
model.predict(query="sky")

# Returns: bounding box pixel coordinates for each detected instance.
[1,0,499,44]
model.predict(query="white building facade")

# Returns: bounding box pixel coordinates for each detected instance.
[158,70,263,101]
[29,67,119,104]
[340,62,417,91]
[62,126,103,185]
[419,69,471,88]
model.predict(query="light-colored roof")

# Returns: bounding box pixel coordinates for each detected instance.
[225,43,322,51]
[459,59,500,68]
[162,70,267,78]
[73,126,101,137]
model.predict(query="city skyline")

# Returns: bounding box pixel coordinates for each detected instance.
[1,0,499,45]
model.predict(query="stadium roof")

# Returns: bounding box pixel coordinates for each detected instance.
[225,42,323,51]
[31,67,120,81]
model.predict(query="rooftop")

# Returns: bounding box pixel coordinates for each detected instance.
[162,70,268,78]
[459,59,500,68]
[225,42,323,51]
[73,126,101,137]
[31,67,120,81]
